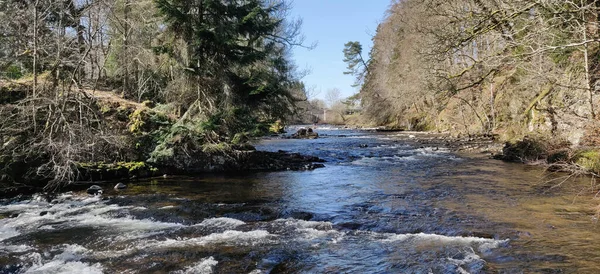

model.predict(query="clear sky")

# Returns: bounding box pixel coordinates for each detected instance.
[289,0,391,101]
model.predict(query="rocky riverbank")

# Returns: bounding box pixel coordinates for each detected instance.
[404,131,600,178]
[0,149,326,198]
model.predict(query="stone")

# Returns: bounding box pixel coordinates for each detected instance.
[114,182,127,190]
[39,211,48,216]
[359,144,368,148]
[291,127,319,139]
[87,185,103,195]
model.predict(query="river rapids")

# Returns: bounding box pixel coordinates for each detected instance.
[1,127,599,273]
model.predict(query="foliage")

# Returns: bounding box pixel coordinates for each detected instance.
[343,41,368,87]
[357,0,598,144]
[0,0,309,190]
[574,150,600,174]
[502,138,549,163]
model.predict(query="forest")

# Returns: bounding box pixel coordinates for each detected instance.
[345,0,600,174]
[5,0,600,191]
[0,0,310,191]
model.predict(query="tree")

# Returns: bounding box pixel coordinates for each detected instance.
[356,0,600,140]
[343,41,369,87]
[0,0,311,189]
[325,88,342,108]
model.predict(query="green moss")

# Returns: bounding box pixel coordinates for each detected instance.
[202,143,231,154]
[574,150,600,173]
[77,161,150,172]
[119,161,147,172]
[231,132,249,145]
[269,120,285,134]
[129,108,146,133]
[99,104,112,114]
[148,143,174,163]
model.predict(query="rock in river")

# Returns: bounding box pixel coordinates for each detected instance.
[87,185,103,195]
[114,182,127,190]
[291,127,319,139]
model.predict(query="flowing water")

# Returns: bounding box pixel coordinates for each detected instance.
[2,127,600,273]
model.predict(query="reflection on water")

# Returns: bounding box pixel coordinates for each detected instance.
[1,127,599,273]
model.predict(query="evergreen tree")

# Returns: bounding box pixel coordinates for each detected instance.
[343,41,368,87]
[154,0,300,136]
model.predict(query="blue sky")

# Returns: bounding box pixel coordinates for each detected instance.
[289,0,391,101]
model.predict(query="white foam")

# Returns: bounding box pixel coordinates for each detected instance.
[172,257,218,274]
[0,226,20,241]
[141,230,274,250]
[22,245,103,274]
[351,156,417,166]
[382,233,508,253]
[448,251,483,266]
[24,261,104,274]
[448,249,486,274]
[273,218,333,230]
[0,196,185,244]
[77,214,185,231]
[296,228,343,241]
[197,217,246,229]
[0,244,32,253]
[272,219,342,243]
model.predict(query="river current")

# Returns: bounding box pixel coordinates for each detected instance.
[1,126,600,273]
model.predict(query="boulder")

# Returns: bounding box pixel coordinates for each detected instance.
[291,127,319,139]
[114,182,127,190]
[87,185,103,195]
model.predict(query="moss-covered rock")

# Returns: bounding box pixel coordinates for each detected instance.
[573,150,600,173]
[76,161,161,182]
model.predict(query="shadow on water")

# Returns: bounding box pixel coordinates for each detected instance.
[1,127,600,273]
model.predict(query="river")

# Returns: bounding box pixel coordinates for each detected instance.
[1,126,599,273]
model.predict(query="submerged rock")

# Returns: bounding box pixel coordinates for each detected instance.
[87,185,103,195]
[114,183,127,190]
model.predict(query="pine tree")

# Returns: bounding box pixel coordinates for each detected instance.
[154,0,299,136]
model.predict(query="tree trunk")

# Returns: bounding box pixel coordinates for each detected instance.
[583,0,596,119]
[33,0,39,133]
[123,0,130,96]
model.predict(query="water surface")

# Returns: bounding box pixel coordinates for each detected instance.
[1,127,599,273]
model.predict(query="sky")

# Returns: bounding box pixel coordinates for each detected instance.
[289,0,391,102]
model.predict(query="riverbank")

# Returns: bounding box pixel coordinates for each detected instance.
[0,83,326,198]
[0,149,326,198]
[306,126,600,179]
[399,130,600,179]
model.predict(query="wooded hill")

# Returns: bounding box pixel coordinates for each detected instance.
[0,0,309,190]
[353,0,600,146]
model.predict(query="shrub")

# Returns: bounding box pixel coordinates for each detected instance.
[501,137,548,163]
